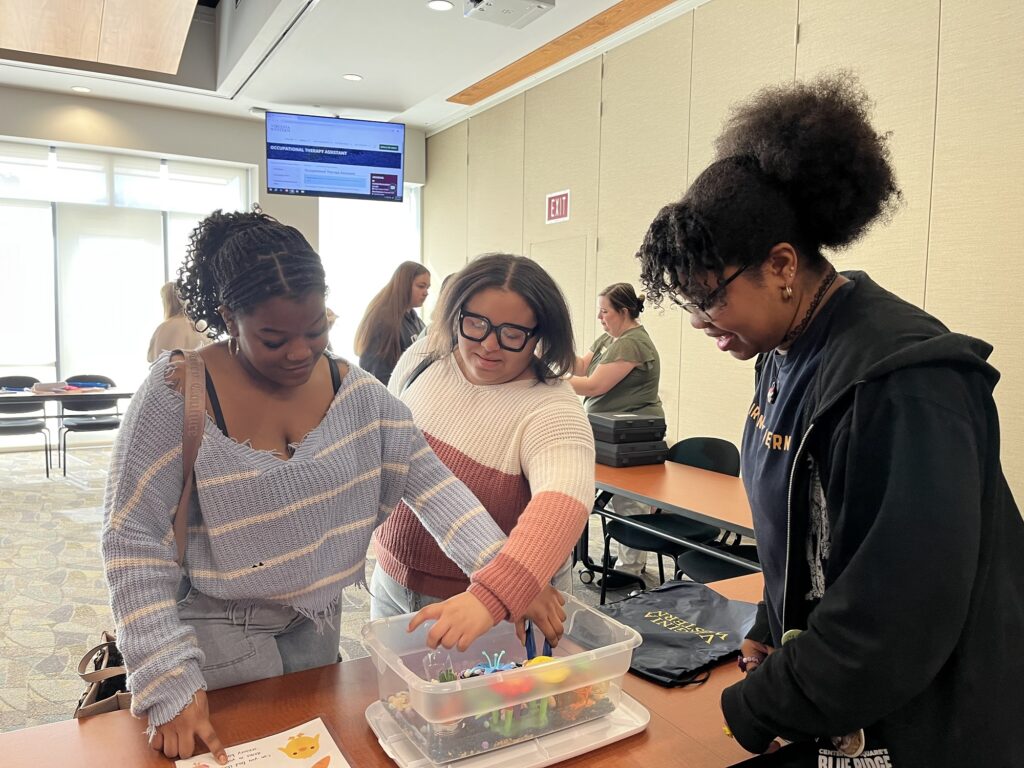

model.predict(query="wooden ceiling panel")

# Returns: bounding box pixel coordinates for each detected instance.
[448,0,678,106]
[0,0,103,61]
[98,0,198,73]
[0,0,197,74]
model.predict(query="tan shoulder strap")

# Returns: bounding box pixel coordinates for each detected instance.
[174,349,206,565]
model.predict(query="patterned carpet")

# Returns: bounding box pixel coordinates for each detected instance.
[0,446,662,734]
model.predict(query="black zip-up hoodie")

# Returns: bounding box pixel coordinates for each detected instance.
[721,272,1024,766]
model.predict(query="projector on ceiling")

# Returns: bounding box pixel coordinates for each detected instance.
[464,0,555,29]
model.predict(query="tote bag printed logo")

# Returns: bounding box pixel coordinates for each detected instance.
[643,610,730,644]
[598,580,757,687]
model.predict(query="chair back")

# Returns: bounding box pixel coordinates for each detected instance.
[61,374,118,413]
[0,376,42,415]
[667,436,740,477]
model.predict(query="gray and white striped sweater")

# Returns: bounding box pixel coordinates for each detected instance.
[102,356,508,728]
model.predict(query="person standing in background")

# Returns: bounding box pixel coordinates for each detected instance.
[570,282,663,578]
[354,261,430,385]
[147,281,209,362]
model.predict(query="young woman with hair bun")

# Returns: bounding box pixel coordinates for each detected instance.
[570,282,663,417]
[570,281,663,579]
[636,72,1023,766]
[103,210,562,763]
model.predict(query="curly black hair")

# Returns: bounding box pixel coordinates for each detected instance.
[637,72,901,307]
[176,209,326,338]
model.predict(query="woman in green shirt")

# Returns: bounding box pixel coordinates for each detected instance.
[571,282,663,578]
[570,282,663,417]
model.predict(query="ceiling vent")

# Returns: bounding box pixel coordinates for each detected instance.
[463,0,555,29]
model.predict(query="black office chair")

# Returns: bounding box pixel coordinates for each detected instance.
[670,437,760,582]
[598,437,740,604]
[58,374,121,476]
[0,375,51,477]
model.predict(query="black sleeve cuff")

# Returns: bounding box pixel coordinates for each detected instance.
[721,679,779,755]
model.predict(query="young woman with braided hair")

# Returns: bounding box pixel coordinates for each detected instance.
[636,74,1022,765]
[103,209,563,763]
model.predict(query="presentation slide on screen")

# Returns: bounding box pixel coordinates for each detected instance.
[266,113,405,201]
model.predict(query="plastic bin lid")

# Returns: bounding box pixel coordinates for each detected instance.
[365,693,650,768]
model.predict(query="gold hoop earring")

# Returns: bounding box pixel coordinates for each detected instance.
[783,285,794,301]
[228,337,239,356]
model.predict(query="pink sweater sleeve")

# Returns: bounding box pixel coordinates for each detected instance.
[468,401,595,622]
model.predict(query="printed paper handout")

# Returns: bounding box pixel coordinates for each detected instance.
[175,717,351,768]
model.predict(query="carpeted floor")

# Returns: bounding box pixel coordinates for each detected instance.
[0,446,664,734]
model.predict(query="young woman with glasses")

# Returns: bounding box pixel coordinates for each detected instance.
[371,253,595,648]
[636,73,1023,766]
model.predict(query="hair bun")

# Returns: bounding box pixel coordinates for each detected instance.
[636,294,646,313]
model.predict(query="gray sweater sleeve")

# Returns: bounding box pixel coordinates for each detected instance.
[101,360,206,730]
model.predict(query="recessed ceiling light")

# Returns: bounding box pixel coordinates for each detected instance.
[71,85,91,93]
[342,73,363,82]
[428,0,454,10]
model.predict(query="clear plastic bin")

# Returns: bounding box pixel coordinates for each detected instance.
[361,593,642,763]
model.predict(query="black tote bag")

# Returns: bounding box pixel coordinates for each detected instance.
[597,579,757,686]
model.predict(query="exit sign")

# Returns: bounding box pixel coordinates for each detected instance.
[546,190,570,223]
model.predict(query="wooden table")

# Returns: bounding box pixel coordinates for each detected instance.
[579,462,758,585]
[0,575,764,768]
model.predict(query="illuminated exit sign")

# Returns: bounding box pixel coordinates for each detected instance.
[546,189,570,223]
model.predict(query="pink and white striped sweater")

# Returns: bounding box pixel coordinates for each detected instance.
[373,340,595,619]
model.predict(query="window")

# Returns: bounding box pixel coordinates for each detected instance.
[319,185,423,362]
[0,140,252,448]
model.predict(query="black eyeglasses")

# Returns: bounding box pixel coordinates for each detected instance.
[671,263,751,321]
[458,308,538,352]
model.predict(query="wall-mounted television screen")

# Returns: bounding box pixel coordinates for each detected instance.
[266,112,405,202]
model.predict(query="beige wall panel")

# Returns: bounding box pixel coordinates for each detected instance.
[679,0,797,446]
[467,95,525,258]
[523,58,602,351]
[598,14,693,441]
[529,236,590,356]
[423,122,469,281]
[796,0,939,307]
[927,0,1024,502]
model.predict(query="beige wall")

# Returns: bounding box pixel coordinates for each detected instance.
[0,84,319,248]
[423,0,1024,501]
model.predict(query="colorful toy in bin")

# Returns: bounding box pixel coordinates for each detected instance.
[363,593,642,764]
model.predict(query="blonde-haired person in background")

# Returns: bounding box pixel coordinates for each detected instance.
[570,282,663,578]
[354,261,430,385]
[147,281,209,362]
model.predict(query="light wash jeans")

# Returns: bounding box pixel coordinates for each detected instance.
[609,496,653,575]
[175,577,341,691]
[369,559,574,620]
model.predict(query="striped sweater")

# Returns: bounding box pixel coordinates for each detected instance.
[373,340,595,612]
[102,355,515,728]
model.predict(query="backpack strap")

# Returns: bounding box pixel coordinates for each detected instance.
[174,349,206,566]
[401,356,436,395]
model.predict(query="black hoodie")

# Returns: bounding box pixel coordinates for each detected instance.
[721,273,1024,767]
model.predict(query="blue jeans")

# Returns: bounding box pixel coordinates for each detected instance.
[176,577,341,690]
[369,559,574,619]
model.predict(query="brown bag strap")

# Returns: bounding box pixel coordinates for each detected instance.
[77,641,125,683]
[174,349,206,566]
